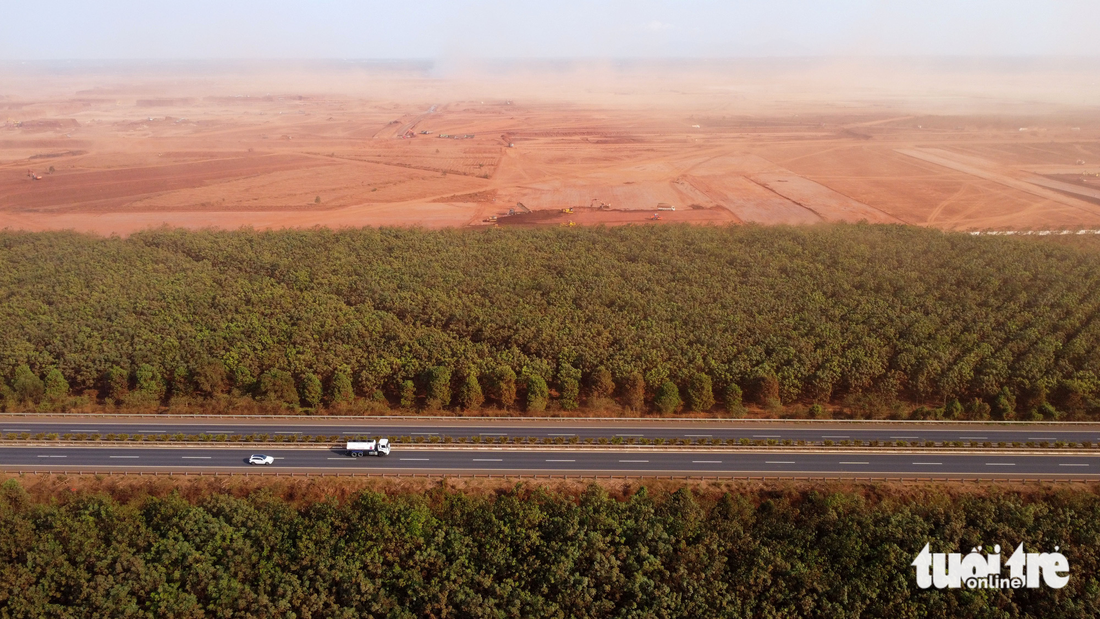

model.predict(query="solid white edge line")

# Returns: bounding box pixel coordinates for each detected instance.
[985,463,1015,466]
[619,460,649,463]
[1059,463,1089,467]
[692,460,722,463]
[109,456,139,458]
[912,462,942,465]
[765,461,796,464]
[839,461,870,465]
[472,458,502,461]
[545,459,576,462]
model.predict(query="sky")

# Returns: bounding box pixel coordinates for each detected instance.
[1,0,1097,60]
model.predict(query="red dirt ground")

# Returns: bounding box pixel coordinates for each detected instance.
[3,60,1100,234]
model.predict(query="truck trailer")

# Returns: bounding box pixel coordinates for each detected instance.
[346,438,391,457]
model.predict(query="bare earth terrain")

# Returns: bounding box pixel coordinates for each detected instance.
[2,59,1100,234]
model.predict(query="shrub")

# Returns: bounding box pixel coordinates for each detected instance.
[558,362,580,411]
[526,374,549,413]
[723,383,744,416]
[424,366,452,409]
[399,380,416,409]
[104,366,129,404]
[258,369,299,406]
[590,366,615,400]
[685,372,714,412]
[12,365,44,404]
[623,372,646,412]
[300,373,323,409]
[457,373,485,411]
[43,368,69,401]
[329,370,354,405]
[653,380,682,414]
[493,366,517,409]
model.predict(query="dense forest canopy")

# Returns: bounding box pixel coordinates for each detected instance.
[0,480,1095,617]
[1,224,1099,418]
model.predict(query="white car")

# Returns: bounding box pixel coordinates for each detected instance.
[248,454,275,465]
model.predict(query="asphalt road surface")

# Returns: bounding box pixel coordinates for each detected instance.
[3,446,1098,478]
[2,420,1098,444]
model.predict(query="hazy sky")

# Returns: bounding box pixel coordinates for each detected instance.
[2,0,1097,59]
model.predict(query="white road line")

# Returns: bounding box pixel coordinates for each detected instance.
[3,429,30,432]
[341,431,367,434]
[692,460,722,464]
[479,433,507,436]
[400,458,430,461]
[753,435,780,438]
[912,462,942,465]
[274,432,301,435]
[959,436,987,439]
[545,459,576,462]
[1028,437,1057,440]
[109,456,139,459]
[181,457,211,459]
[1059,463,1089,467]
[891,436,919,439]
[616,434,643,437]
[472,458,502,462]
[547,433,575,437]
[139,430,165,433]
[619,459,649,463]
[410,432,438,435]
[325,458,352,460]
[37,455,66,458]
[766,461,796,464]
[685,434,712,437]
[822,435,849,438]
[840,461,869,465]
[71,429,99,432]
[986,463,1015,466]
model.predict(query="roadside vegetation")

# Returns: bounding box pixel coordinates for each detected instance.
[0,477,1096,616]
[2,224,1100,420]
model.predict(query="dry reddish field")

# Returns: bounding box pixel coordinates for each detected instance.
[2,60,1100,234]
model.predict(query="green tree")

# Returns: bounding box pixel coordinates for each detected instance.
[623,371,646,412]
[755,370,780,408]
[590,366,615,400]
[494,365,517,409]
[654,380,682,414]
[685,371,715,412]
[457,373,485,410]
[259,369,298,406]
[992,387,1016,420]
[300,373,323,408]
[724,383,744,415]
[330,370,354,405]
[424,366,452,409]
[11,365,44,404]
[194,359,227,397]
[558,361,580,411]
[134,363,165,401]
[43,368,69,401]
[526,374,549,412]
[398,379,416,409]
[104,366,128,404]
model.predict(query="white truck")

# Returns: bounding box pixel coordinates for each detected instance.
[346,438,391,457]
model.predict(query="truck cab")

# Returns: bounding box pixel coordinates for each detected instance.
[346,438,391,457]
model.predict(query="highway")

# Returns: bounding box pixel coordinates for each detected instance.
[3,446,1099,478]
[2,419,1099,445]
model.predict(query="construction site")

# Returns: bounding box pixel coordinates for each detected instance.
[2,59,1100,235]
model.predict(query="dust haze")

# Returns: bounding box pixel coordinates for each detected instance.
[2,57,1100,234]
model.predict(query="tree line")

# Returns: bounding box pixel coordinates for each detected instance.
[0,480,1095,617]
[1,224,1099,418]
